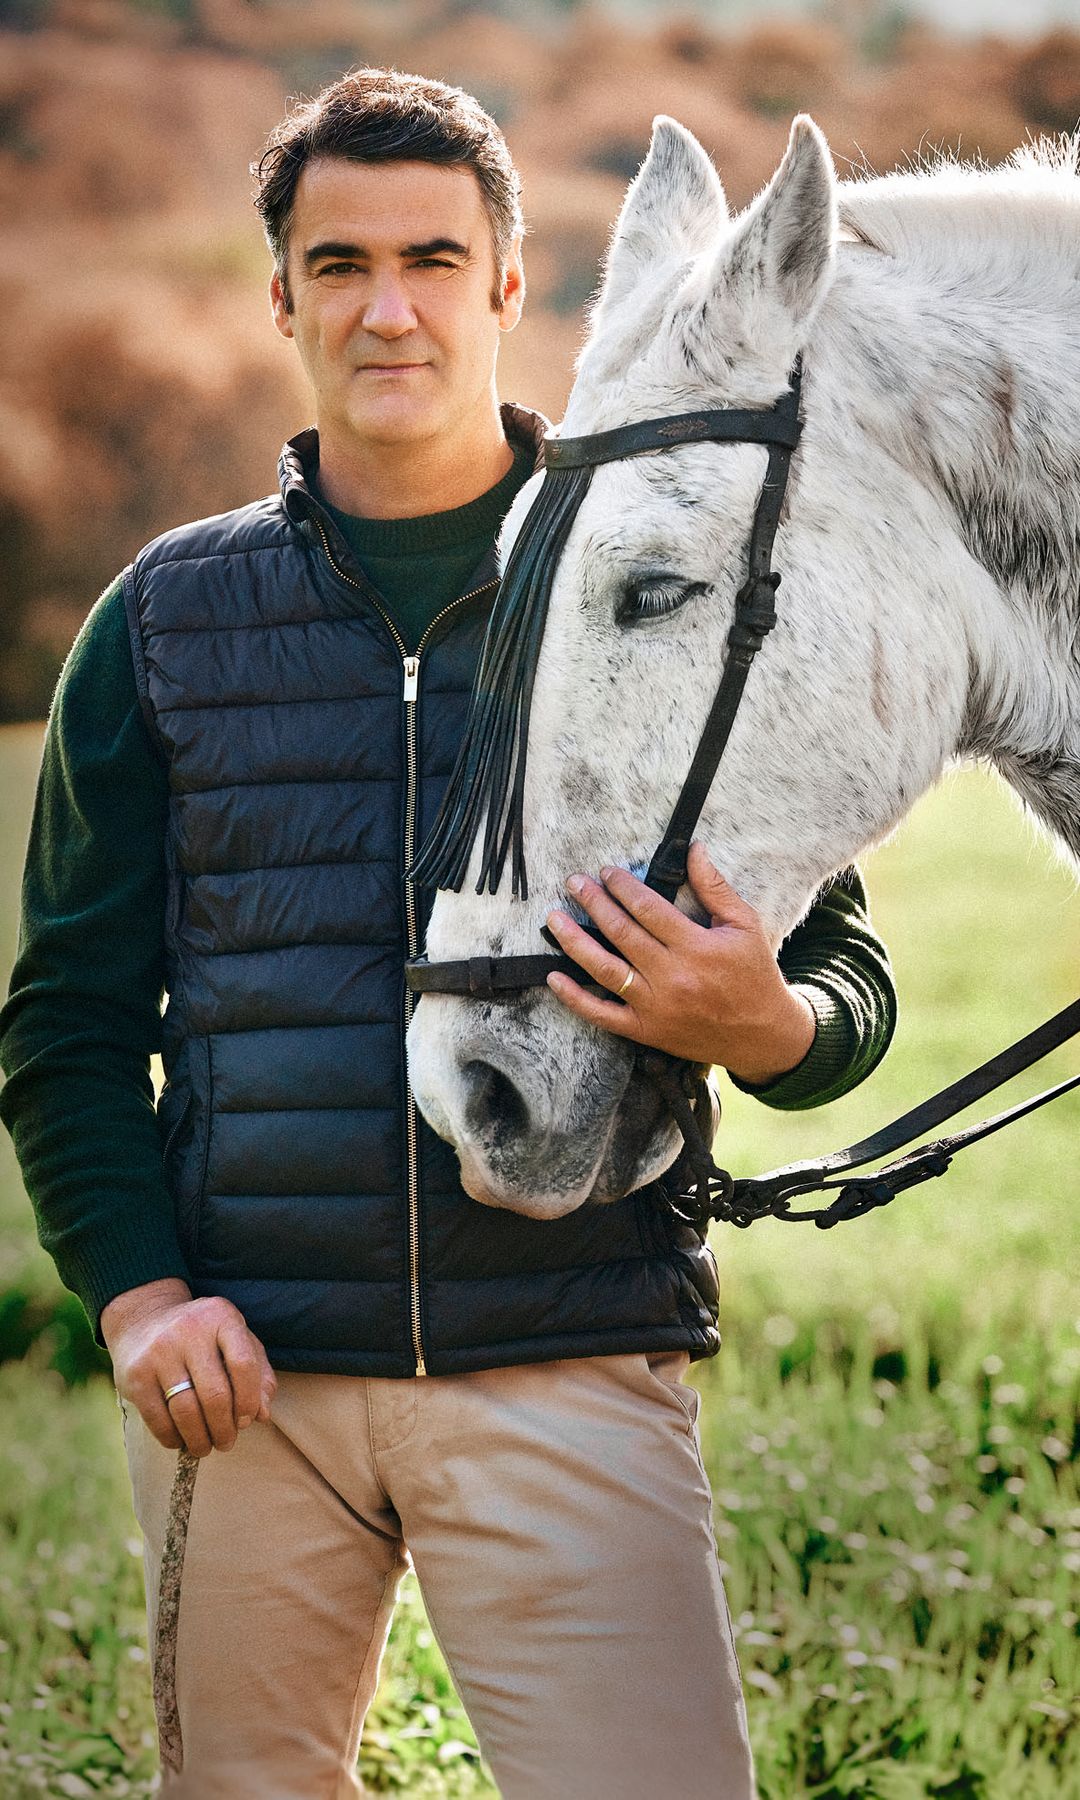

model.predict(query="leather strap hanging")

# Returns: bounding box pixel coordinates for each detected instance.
[657,998,1080,1229]
[406,364,803,990]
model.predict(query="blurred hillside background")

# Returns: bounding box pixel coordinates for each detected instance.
[2,3,1080,1795]
[4,0,1080,719]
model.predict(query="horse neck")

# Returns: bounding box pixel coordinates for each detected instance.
[811,241,1080,862]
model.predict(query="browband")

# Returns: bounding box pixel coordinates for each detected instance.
[543,404,802,469]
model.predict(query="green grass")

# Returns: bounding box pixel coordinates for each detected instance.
[0,724,1077,1797]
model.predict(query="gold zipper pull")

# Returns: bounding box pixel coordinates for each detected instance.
[403,655,419,703]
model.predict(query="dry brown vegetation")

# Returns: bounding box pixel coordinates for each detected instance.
[2,0,1078,719]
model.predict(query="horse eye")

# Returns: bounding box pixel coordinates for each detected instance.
[616,576,707,626]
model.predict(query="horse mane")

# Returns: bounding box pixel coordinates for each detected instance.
[831,135,1080,861]
[832,132,1080,648]
[838,133,1080,274]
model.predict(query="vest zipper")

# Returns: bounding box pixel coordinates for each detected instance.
[312,516,497,1377]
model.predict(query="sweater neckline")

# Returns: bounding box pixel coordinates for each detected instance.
[317,439,536,559]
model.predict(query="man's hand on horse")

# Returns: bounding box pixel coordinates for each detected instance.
[544,839,816,1086]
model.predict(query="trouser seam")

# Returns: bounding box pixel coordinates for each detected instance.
[409,1587,478,1764]
[334,1558,401,1800]
[364,1376,379,1484]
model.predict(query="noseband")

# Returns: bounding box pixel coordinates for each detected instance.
[405,362,1080,1231]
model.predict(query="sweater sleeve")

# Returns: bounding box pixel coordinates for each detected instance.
[0,577,192,1345]
[730,865,897,1111]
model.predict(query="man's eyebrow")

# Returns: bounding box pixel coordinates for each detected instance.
[401,237,471,259]
[304,237,472,267]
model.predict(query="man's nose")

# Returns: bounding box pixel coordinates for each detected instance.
[361,277,417,339]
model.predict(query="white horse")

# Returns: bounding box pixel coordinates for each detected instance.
[407,115,1080,1220]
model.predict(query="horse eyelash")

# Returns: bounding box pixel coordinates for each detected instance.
[618,579,708,625]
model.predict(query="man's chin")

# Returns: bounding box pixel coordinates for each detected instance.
[347,384,443,446]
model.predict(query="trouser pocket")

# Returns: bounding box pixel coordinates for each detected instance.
[640,1348,700,1432]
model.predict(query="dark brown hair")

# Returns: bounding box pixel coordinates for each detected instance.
[253,67,523,311]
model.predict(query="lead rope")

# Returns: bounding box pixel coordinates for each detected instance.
[645,998,1080,1234]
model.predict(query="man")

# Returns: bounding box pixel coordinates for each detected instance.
[0,69,895,1799]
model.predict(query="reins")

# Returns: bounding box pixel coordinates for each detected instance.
[648,1001,1080,1233]
[404,361,1079,1232]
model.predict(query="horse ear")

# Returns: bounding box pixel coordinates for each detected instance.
[598,116,729,313]
[698,115,837,358]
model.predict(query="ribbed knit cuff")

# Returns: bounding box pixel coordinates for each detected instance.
[727,983,854,1111]
[57,1221,193,1350]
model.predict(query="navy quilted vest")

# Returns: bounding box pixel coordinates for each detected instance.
[121,409,720,1377]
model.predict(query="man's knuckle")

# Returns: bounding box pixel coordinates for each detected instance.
[190,1295,229,1330]
[131,1377,161,1413]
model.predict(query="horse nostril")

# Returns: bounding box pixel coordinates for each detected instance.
[462,1060,532,1145]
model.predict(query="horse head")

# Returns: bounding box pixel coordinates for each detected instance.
[406,115,1079,1218]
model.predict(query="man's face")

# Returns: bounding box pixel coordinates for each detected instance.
[270,156,523,447]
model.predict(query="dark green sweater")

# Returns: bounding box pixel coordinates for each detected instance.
[0,464,896,1340]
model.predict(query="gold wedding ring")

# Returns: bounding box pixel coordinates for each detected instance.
[163,1378,195,1404]
[616,967,635,998]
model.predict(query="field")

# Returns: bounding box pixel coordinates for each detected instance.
[0,722,1077,1798]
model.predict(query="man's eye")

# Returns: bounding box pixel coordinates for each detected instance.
[414,258,457,270]
[615,576,708,626]
[318,263,363,276]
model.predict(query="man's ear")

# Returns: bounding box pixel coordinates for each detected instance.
[498,235,526,331]
[270,268,294,341]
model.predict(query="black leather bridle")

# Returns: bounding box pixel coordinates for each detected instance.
[405,363,1080,1231]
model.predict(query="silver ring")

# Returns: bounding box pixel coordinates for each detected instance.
[616,967,635,998]
[163,1378,195,1404]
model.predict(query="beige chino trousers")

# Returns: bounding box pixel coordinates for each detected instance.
[120,1349,756,1799]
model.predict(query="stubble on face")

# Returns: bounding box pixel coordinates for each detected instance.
[275,157,513,453]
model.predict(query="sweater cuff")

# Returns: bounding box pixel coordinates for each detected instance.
[59,1223,193,1350]
[727,982,852,1111]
